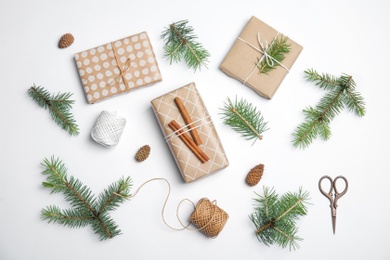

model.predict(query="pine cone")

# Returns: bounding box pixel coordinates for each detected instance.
[135,145,151,162]
[58,33,74,48]
[246,164,264,186]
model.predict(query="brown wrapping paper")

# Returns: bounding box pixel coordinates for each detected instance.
[220,16,303,99]
[75,32,162,103]
[151,83,229,183]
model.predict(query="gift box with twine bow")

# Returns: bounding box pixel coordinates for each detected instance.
[75,32,162,103]
[220,16,303,99]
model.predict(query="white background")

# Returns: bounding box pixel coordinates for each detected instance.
[1,0,389,259]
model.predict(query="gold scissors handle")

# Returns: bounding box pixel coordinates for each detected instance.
[332,176,348,208]
[318,175,348,234]
[319,175,348,205]
[318,175,335,203]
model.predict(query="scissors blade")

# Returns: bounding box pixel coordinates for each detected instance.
[332,215,336,234]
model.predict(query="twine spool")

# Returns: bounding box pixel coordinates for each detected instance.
[119,178,229,238]
[189,198,229,238]
[91,111,126,148]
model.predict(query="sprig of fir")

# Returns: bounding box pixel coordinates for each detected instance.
[27,84,79,136]
[40,156,132,240]
[250,187,310,251]
[161,19,210,71]
[220,97,269,145]
[292,69,366,149]
[257,35,291,74]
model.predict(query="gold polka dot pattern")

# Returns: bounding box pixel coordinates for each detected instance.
[75,32,162,104]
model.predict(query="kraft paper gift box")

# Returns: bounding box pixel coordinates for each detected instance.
[220,16,303,99]
[151,82,229,183]
[75,32,162,103]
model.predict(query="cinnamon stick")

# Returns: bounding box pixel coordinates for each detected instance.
[174,97,202,145]
[168,120,209,163]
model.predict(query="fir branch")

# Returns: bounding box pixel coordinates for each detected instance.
[274,188,310,222]
[161,20,210,71]
[292,69,366,149]
[292,91,342,149]
[257,35,291,74]
[316,88,345,123]
[41,156,69,194]
[42,157,96,213]
[273,225,301,250]
[90,212,121,240]
[96,176,132,215]
[28,84,79,136]
[40,156,132,240]
[41,206,92,228]
[250,187,310,251]
[340,77,366,116]
[220,97,269,145]
[304,68,341,91]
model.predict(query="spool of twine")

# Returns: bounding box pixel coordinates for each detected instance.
[91,111,126,148]
[189,198,229,238]
[119,178,229,238]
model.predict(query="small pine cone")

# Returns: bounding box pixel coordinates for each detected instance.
[58,33,74,48]
[135,145,151,162]
[246,164,264,186]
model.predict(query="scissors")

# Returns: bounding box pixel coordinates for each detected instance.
[318,175,348,234]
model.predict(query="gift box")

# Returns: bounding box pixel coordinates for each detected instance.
[75,32,162,104]
[220,16,303,99]
[151,82,229,183]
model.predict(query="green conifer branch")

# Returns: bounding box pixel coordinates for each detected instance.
[41,206,93,228]
[292,69,366,149]
[250,187,310,251]
[220,97,269,145]
[304,68,341,91]
[257,35,291,74]
[91,212,121,240]
[40,156,132,240]
[341,83,366,116]
[96,176,132,215]
[161,19,210,71]
[28,84,79,136]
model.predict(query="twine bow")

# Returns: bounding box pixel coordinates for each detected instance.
[109,42,131,90]
[238,32,290,84]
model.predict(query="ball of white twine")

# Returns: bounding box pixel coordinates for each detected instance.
[91,111,126,148]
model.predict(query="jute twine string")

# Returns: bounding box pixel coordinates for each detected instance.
[109,42,131,89]
[90,111,126,148]
[116,178,229,238]
[188,198,229,238]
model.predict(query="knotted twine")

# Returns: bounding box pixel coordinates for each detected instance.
[116,178,229,238]
[237,32,290,84]
[91,111,126,148]
[108,42,132,90]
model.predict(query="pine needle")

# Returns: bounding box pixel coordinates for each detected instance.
[40,156,132,240]
[220,97,269,145]
[257,35,291,75]
[292,69,366,149]
[161,20,210,71]
[27,84,79,136]
[250,187,310,251]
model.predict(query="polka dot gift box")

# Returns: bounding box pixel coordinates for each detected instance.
[75,32,162,104]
